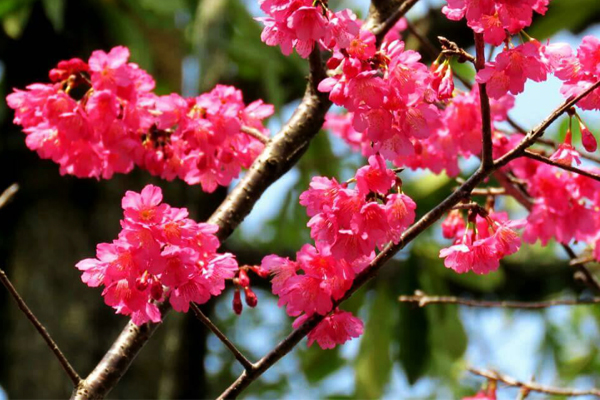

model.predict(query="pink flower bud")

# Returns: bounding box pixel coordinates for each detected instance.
[244,287,258,308]
[238,269,250,288]
[233,289,243,315]
[579,120,597,152]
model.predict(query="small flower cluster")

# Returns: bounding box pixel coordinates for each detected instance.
[440,209,523,274]
[257,0,360,58]
[76,185,238,325]
[257,156,416,349]
[326,86,514,176]
[319,38,443,164]
[260,245,363,349]
[301,154,417,263]
[6,46,273,192]
[552,36,600,110]
[443,0,550,45]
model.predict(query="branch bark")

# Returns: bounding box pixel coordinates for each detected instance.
[474,33,494,170]
[399,291,600,309]
[523,149,600,182]
[469,367,600,397]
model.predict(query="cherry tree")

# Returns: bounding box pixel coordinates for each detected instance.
[2,0,600,398]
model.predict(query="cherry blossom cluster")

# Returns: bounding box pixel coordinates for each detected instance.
[257,0,361,58]
[477,36,600,106]
[440,209,523,274]
[76,185,238,325]
[256,155,416,348]
[443,0,550,45]
[326,85,514,176]
[6,46,273,192]
[319,36,447,164]
[301,154,416,262]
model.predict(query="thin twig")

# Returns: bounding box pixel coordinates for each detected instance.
[469,367,600,397]
[241,126,269,144]
[523,150,600,182]
[190,303,254,372]
[0,183,19,210]
[371,0,421,45]
[399,291,600,309]
[470,187,506,196]
[439,36,476,65]
[0,268,81,385]
[474,33,494,170]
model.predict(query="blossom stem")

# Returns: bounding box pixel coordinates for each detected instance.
[0,267,81,386]
[523,149,600,183]
[469,367,600,397]
[398,291,600,309]
[474,32,494,170]
[189,303,255,372]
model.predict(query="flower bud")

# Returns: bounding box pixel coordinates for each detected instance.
[233,289,243,315]
[244,287,258,308]
[238,269,250,288]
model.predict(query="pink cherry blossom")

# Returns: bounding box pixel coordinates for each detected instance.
[76,185,238,325]
[293,309,364,349]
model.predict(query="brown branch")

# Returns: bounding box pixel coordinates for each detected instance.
[399,291,600,309]
[474,33,494,170]
[72,47,331,399]
[469,367,600,397]
[241,125,269,145]
[0,183,18,210]
[438,36,476,65]
[523,150,600,182]
[0,267,81,385]
[494,80,600,169]
[470,187,506,196]
[218,73,600,400]
[370,0,421,46]
[190,303,254,372]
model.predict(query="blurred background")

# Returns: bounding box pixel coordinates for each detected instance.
[1,0,600,398]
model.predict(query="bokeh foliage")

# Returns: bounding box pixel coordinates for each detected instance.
[1,0,600,398]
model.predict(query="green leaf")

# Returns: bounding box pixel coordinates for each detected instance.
[397,257,431,384]
[354,280,395,399]
[2,4,32,39]
[528,0,600,40]
[299,344,345,384]
[0,0,35,19]
[41,0,65,32]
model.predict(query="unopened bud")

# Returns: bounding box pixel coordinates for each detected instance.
[233,289,243,315]
[244,287,258,308]
[238,269,250,287]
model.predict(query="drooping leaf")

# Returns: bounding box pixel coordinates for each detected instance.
[41,0,65,32]
[354,280,396,399]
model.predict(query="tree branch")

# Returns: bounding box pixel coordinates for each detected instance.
[474,33,494,170]
[241,125,269,145]
[217,62,600,400]
[190,303,254,372]
[523,149,600,182]
[369,0,421,45]
[469,367,600,397]
[0,267,81,385]
[72,47,331,399]
[399,291,600,309]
